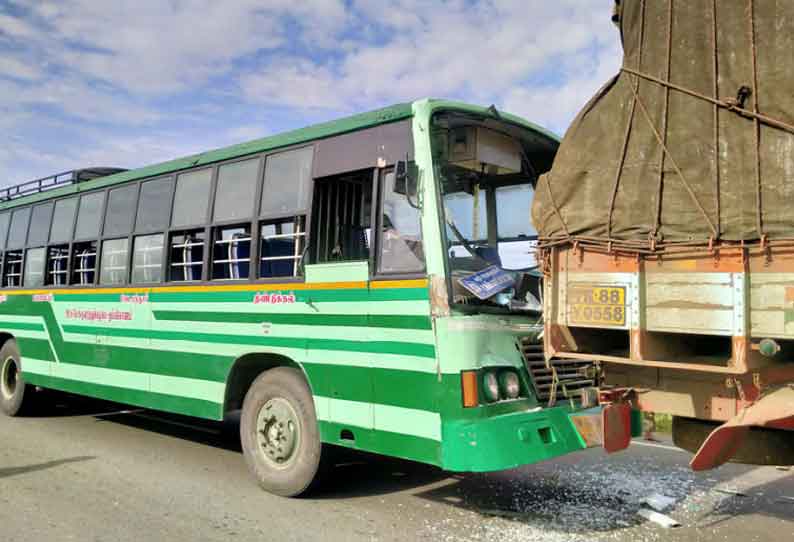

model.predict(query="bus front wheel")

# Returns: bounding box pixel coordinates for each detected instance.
[0,340,31,417]
[240,367,322,497]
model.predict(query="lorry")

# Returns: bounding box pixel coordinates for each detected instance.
[533,0,794,469]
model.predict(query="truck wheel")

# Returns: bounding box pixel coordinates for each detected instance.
[240,367,322,496]
[0,340,31,417]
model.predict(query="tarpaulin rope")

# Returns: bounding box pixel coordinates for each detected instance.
[626,80,719,238]
[711,0,721,239]
[541,172,570,238]
[652,0,674,240]
[748,0,764,239]
[619,67,794,136]
[607,0,645,240]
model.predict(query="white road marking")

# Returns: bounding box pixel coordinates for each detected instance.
[631,439,685,453]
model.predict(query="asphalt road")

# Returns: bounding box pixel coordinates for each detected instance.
[1,393,791,542]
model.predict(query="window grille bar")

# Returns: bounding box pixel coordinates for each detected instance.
[172,241,204,249]
[215,237,252,245]
[260,255,301,261]
[262,232,306,240]
[214,258,250,265]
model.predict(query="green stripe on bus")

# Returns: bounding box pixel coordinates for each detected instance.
[369,288,429,301]
[61,325,437,358]
[65,343,231,382]
[0,321,46,332]
[152,311,432,330]
[17,337,56,362]
[22,372,222,419]
[306,364,447,412]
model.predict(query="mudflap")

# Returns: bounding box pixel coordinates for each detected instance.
[569,403,633,453]
[602,402,632,453]
[690,385,794,471]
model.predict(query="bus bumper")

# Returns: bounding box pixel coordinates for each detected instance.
[440,405,640,473]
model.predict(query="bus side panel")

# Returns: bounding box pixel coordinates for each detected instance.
[307,277,442,466]
[12,289,230,419]
[9,279,446,468]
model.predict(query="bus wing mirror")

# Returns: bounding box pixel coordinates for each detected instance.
[395,159,421,209]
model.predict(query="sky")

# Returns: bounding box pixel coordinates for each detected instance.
[0,0,621,189]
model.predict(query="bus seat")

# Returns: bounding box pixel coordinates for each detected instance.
[261,239,295,277]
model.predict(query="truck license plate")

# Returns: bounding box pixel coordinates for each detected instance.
[568,285,626,326]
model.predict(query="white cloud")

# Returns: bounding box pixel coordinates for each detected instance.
[502,38,622,134]
[13,0,351,95]
[0,56,42,80]
[240,0,621,129]
[0,0,623,186]
[240,59,345,109]
[0,13,37,38]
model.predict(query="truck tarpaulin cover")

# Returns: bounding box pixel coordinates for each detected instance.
[532,0,794,246]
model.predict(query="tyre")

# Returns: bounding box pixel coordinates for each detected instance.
[0,339,31,417]
[240,367,323,496]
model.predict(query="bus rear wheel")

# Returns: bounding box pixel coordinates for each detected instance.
[0,340,31,417]
[240,367,322,497]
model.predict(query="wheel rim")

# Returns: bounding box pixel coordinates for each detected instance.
[1,356,18,400]
[255,397,301,469]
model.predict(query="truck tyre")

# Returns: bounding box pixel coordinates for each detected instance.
[240,367,323,496]
[0,340,31,417]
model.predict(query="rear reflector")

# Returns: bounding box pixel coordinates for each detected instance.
[461,371,479,408]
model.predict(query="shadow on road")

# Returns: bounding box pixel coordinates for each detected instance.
[0,456,95,479]
[696,473,794,527]
[23,389,130,418]
[96,409,243,453]
[312,450,448,499]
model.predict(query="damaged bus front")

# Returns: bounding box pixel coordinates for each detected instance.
[416,100,634,472]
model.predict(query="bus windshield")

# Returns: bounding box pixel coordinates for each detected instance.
[432,112,557,310]
[443,182,537,271]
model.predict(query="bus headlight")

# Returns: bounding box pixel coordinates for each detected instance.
[499,370,521,399]
[482,371,500,403]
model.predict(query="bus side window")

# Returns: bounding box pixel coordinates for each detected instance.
[3,250,23,287]
[169,230,205,282]
[260,217,305,278]
[131,234,164,284]
[309,171,372,264]
[46,246,69,286]
[4,208,30,287]
[212,225,251,280]
[71,241,97,285]
[23,247,46,287]
[47,197,78,286]
[99,238,129,285]
[0,212,10,286]
[168,170,212,282]
[378,170,424,274]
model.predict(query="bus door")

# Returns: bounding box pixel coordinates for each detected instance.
[306,169,377,436]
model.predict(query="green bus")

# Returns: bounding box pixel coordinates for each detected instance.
[0,99,610,496]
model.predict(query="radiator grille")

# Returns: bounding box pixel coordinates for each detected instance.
[520,338,596,403]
